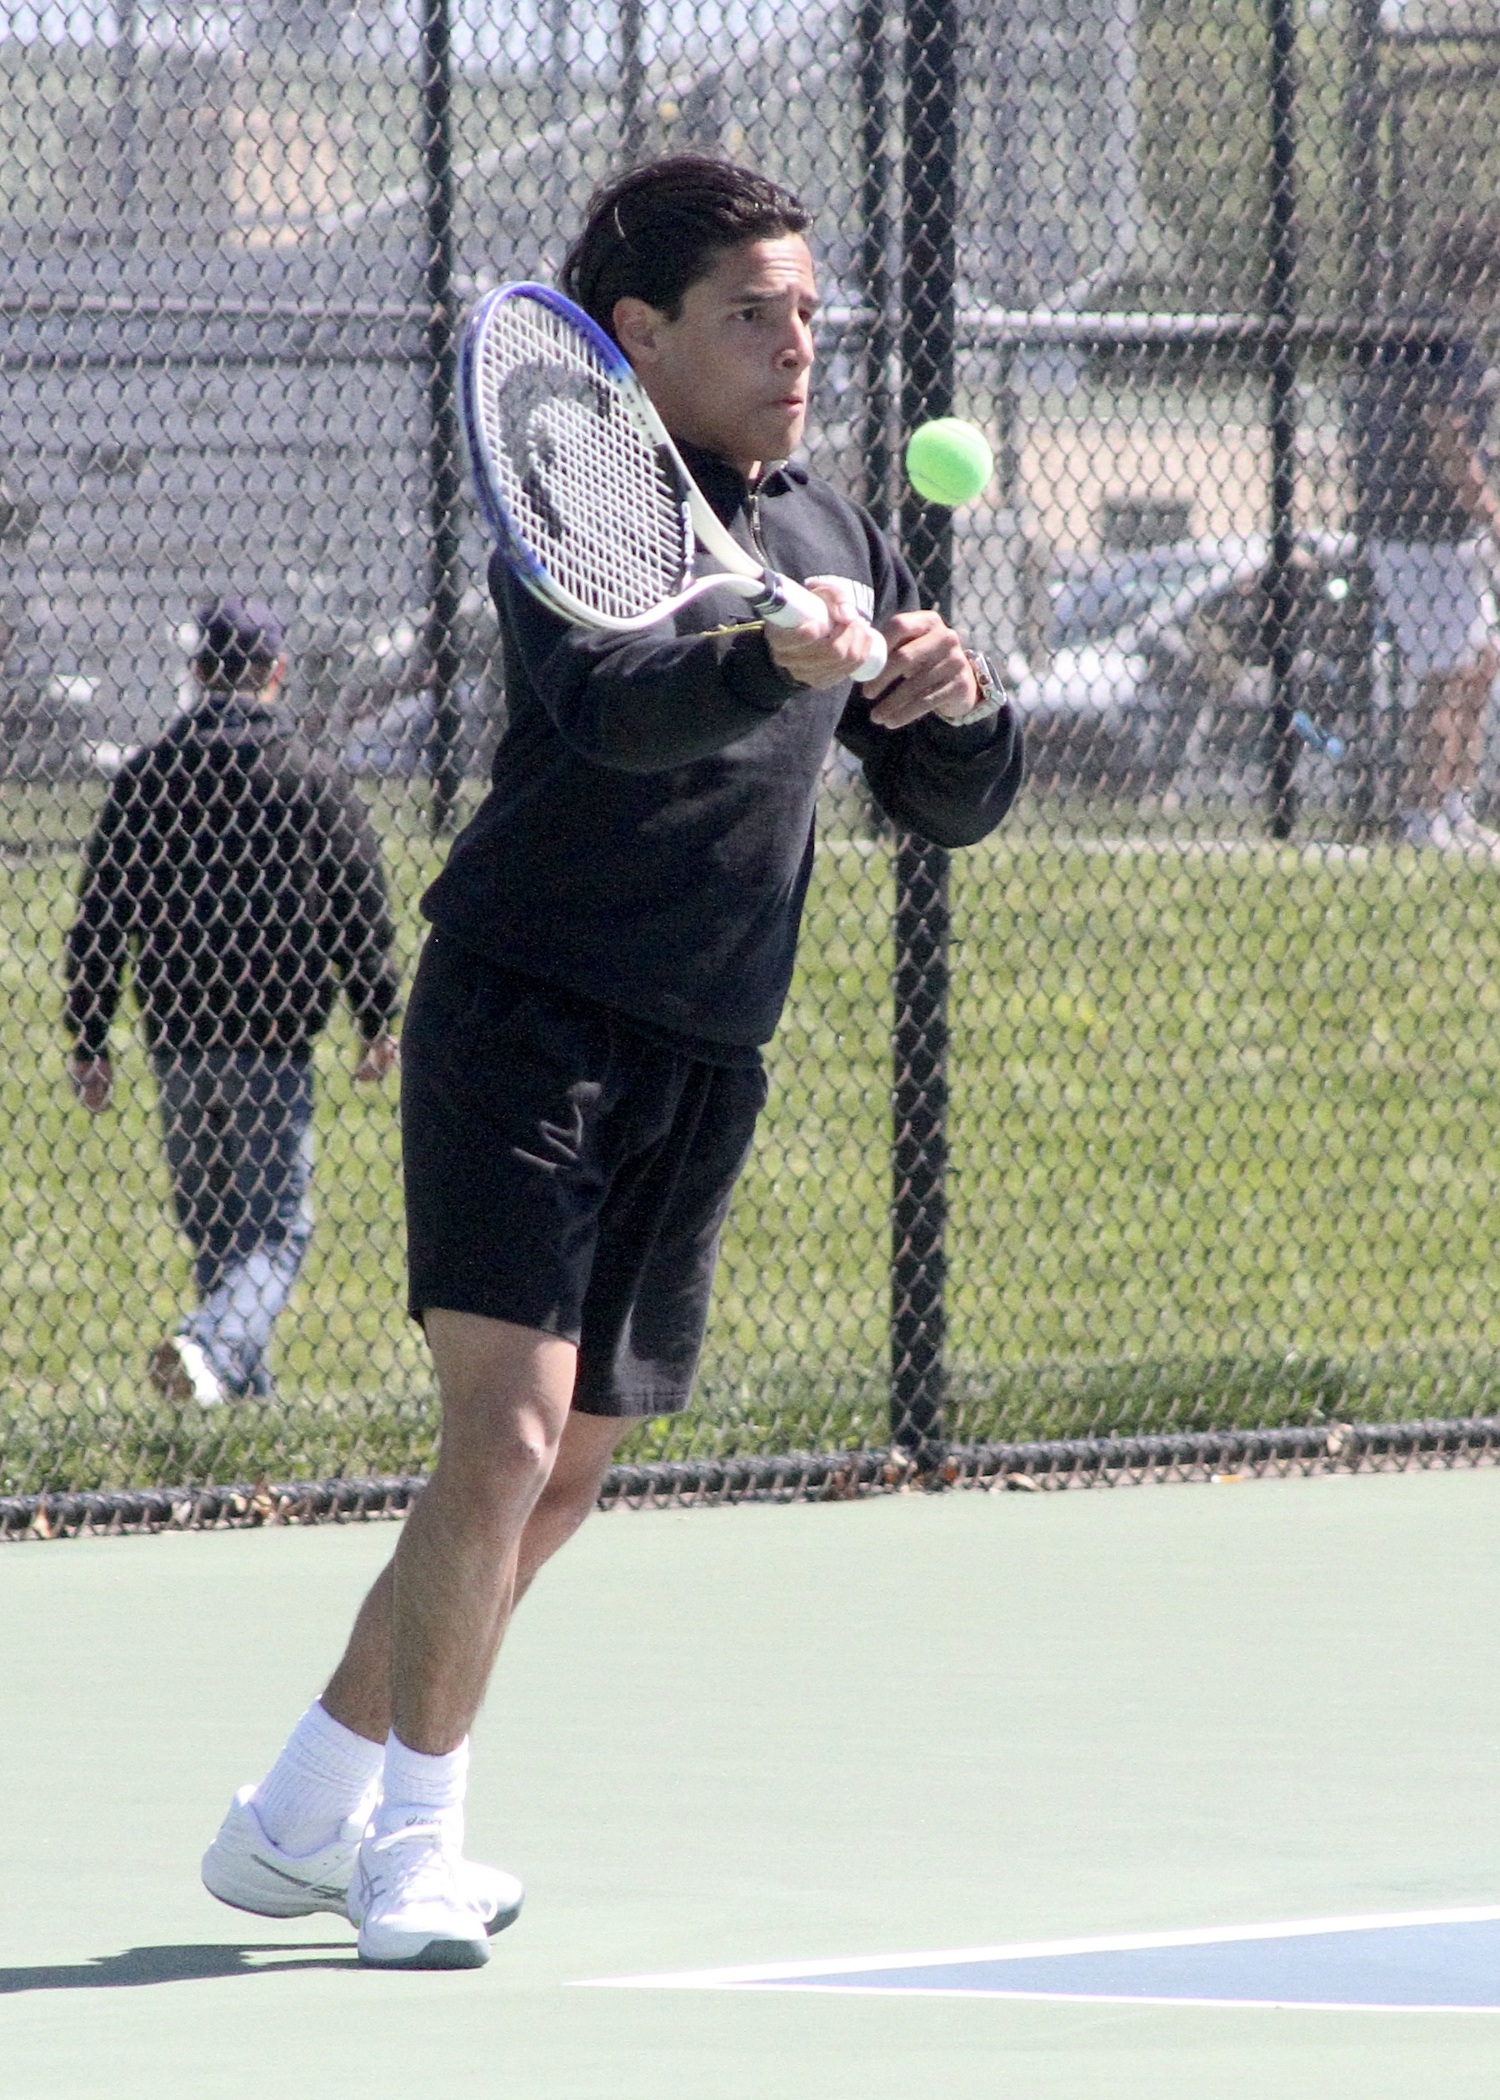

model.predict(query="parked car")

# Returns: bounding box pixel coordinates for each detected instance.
[298,589,505,780]
[0,669,127,781]
[343,685,493,779]
[1009,533,1370,797]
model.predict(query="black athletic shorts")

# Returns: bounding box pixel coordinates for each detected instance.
[401,931,767,1417]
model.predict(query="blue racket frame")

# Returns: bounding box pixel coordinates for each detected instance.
[458,280,694,613]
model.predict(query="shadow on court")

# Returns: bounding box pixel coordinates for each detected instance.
[0,1942,357,1993]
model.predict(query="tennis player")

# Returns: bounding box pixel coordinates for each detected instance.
[202,154,1023,1969]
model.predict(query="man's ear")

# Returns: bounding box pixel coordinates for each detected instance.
[613,296,665,367]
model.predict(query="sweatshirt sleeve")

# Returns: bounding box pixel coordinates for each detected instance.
[62,774,137,1056]
[312,769,403,1039]
[838,696,1025,847]
[492,552,802,773]
[833,530,1026,849]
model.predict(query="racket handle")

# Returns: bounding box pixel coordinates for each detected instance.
[759,573,889,683]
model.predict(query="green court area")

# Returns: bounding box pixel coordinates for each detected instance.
[5,782,1500,1493]
[5,1468,1500,2097]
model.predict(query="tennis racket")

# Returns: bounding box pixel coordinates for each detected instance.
[459,281,887,683]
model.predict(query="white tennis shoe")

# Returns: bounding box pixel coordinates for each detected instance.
[148,1335,225,1409]
[1443,791,1500,858]
[350,1820,494,1970]
[201,1788,362,1918]
[201,1787,524,1938]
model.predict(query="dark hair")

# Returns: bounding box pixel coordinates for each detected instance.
[561,155,810,340]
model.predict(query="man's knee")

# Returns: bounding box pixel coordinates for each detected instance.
[539,1413,630,1521]
[426,1310,578,1504]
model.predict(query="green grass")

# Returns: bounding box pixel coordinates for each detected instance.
[6,779,1500,1495]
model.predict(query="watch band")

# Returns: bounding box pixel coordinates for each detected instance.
[961,648,1008,721]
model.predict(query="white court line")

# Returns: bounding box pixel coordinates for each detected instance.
[818,835,1375,863]
[607,1984,1500,2015]
[577,1903,1500,1995]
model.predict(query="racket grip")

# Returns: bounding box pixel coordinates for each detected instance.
[760,574,889,683]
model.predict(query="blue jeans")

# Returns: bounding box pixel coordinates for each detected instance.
[153,1049,314,1399]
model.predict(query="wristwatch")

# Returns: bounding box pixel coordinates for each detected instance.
[961,648,1009,721]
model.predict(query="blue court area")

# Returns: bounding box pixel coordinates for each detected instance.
[596,1908,1500,2011]
[7,1466,1500,2098]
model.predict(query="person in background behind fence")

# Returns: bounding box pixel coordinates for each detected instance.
[63,595,401,1408]
[1348,218,1500,853]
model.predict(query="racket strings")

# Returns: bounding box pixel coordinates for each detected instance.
[474,300,692,622]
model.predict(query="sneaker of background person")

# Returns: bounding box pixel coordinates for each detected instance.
[1441,789,1500,856]
[147,1334,225,1408]
[1400,805,1464,850]
[351,1821,493,1969]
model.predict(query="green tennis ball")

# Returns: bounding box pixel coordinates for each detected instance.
[904,418,994,507]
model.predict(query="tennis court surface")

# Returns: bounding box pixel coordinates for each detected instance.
[5,1464,1500,2098]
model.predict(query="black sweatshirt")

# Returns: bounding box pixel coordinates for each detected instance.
[64,695,401,1059]
[421,443,1023,1052]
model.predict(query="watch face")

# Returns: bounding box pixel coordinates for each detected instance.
[965,649,1006,715]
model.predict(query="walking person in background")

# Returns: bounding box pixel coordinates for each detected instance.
[64,595,401,1408]
[1348,218,1500,851]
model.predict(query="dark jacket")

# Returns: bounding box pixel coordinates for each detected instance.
[421,444,1023,1050]
[64,694,401,1058]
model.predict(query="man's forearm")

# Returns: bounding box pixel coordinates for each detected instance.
[501,568,798,772]
[62,967,120,1060]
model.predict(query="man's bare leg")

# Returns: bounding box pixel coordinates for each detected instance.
[202,1314,630,1939]
[383,1310,575,1753]
[1408,655,1497,809]
[323,1368,631,1745]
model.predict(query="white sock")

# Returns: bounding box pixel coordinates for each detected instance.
[371,1732,469,1846]
[250,1701,385,1857]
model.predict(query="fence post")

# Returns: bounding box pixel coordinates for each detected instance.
[857,0,895,522]
[620,0,648,168]
[111,0,140,235]
[1345,0,1384,839]
[891,0,957,1463]
[1265,0,1301,843]
[420,0,466,838]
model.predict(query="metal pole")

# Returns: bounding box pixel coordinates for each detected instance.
[1346,0,1382,837]
[420,0,465,837]
[857,0,894,524]
[620,0,647,168]
[891,0,957,1464]
[112,0,139,236]
[548,0,570,224]
[1346,0,1383,314]
[1265,0,1301,842]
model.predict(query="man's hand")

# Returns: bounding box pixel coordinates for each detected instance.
[68,1052,113,1114]
[762,578,885,691]
[354,1030,400,1085]
[862,609,979,730]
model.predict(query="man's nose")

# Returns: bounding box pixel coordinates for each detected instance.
[778,319,815,370]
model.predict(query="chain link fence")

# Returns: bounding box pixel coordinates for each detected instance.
[7,0,1500,1530]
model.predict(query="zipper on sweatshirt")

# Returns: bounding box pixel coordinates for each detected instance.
[747,480,771,565]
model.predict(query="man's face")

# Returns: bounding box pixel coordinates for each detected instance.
[613,235,818,475]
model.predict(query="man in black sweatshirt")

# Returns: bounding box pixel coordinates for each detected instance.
[203,157,1023,1969]
[64,596,400,1408]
